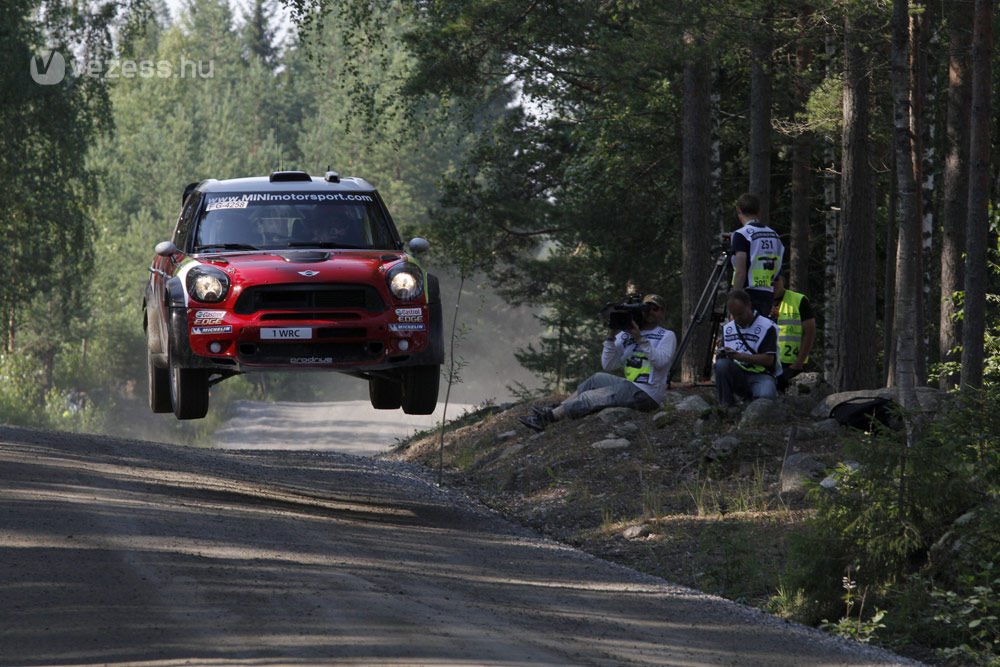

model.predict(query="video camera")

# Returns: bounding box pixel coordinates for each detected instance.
[711,232,732,256]
[600,294,651,332]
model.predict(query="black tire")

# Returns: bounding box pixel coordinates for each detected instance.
[400,365,440,415]
[169,349,210,420]
[147,342,171,414]
[368,374,402,410]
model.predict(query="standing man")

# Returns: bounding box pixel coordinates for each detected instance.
[714,289,780,406]
[770,272,817,391]
[519,294,676,431]
[731,193,784,317]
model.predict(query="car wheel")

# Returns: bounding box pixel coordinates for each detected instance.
[169,349,210,420]
[369,374,402,410]
[400,365,440,415]
[147,341,172,414]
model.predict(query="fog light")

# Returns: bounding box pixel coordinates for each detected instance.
[209,341,223,353]
[398,339,410,352]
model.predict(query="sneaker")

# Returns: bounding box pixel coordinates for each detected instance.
[518,413,548,432]
[531,405,555,422]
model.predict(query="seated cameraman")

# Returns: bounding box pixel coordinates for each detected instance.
[714,289,780,407]
[519,294,676,432]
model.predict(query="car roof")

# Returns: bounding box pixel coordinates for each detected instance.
[198,176,376,194]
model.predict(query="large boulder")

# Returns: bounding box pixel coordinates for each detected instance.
[811,388,895,420]
[787,372,832,399]
[812,386,946,421]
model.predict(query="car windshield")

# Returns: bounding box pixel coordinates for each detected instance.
[192,192,397,252]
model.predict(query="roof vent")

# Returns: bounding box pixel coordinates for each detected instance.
[324,170,341,183]
[269,170,312,182]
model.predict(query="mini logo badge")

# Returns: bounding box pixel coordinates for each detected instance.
[30,50,66,85]
[298,270,319,277]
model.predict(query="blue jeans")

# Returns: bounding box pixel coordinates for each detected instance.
[714,358,777,407]
[561,372,658,419]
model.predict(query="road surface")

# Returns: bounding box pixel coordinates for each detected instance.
[0,421,917,665]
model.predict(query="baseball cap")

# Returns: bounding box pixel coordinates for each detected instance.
[643,294,665,309]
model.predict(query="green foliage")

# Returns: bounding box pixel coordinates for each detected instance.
[928,560,1000,664]
[820,572,887,644]
[784,388,1000,659]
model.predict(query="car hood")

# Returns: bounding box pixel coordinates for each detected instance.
[194,249,411,284]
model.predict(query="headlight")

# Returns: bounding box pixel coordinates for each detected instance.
[186,266,230,303]
[387,264,423,301]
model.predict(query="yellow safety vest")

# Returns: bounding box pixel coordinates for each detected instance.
[623,351,652,384]
[776,290,807,365]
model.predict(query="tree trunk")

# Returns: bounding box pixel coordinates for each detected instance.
[885,154,898,386]
[891,0,922,411]
[823,31,838,385]
[834,12,879,392]
[939,0,973,389]
[789,7,813,291]
[961,0,995,390]
[907,8,927,385]
[681,48,714,383]
[749,28,772,222]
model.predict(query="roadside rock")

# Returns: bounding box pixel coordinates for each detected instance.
[652,410,675,428]
[812,418,843,438]
[677,395,711,414]
[592,437,631,450]
[498,443,525,460]
[598,407,638,425]
[613,422,640,438]
[787,372,830,398]
[781,453,826,493]
[707,435,740,461]
[740,398,787,428]
[661,391,685,407]
[784,394,819,417]
[622,524,652,540]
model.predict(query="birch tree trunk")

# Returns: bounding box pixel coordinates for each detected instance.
[834,13,879,391]
[961,0,995,390]
[891,0,921,411]
[939,0,973,389]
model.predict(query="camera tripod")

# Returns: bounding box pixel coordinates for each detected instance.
[669,250,733,383]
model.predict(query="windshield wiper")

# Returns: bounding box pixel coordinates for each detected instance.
[285,242,365,249]
[194,243,259,252]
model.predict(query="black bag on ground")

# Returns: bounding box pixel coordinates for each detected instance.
[829,396,899,432]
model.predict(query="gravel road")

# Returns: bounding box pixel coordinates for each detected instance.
[0,421,919,666]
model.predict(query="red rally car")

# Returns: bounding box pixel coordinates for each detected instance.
[144,170,444,420]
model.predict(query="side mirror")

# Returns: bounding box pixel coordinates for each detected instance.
[155,241,178,257]
[407,237,430,255]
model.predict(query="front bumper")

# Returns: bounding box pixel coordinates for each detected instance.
[168,301,443,374]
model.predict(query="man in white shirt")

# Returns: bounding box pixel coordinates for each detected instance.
[520,294,677,432]
[714,289,780,407]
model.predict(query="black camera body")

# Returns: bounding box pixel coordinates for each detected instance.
[601,295,650,332]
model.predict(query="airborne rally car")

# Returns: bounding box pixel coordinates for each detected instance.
[144,171,444,420]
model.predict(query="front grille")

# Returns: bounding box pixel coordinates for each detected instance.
[315,327,366,338]
[258,312,361,322]
[239,342,383,364]
[234,284,385,315]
